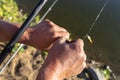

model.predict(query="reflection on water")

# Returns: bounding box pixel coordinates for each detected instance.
[15,0,120,75]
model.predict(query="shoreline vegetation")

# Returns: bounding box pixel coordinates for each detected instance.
[0,0,118,80]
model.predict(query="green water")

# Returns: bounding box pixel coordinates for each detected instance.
[15,0,120,75]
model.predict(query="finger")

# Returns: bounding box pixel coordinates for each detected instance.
[57,27,68,32]
[45,19,68,32]
[58,31,70,40]
[77,62,86,74]
[75,39,84,46]
[72,59,86,76]
[75,55,86,74]
[70,39,84,48]
[52,31,70,40]
[54,37,67,45]
[40,19,50,24]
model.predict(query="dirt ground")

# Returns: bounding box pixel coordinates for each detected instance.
[0,46,44,80]
[0,46,81,80]
[0,45,117,80]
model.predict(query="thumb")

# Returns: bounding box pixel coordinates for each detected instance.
[73,39,84,50]
[75,39,84,48]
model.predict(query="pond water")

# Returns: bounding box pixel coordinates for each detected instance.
[15,0,120,75]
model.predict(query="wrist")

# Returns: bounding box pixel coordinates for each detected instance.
[37,66,60,80]
[19,27,31,44]
[37,59,65,80]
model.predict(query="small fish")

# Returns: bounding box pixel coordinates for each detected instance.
[87,35,93,44]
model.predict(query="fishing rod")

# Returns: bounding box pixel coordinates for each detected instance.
[83,0,109,42]
[81,0,117,79]
[0,0,49,72]
[0,0,48,65]
[0,0,58,74]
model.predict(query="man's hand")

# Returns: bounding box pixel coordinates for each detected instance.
[37,38,86,80]
[0,19,69,51]
[23,19,70,51]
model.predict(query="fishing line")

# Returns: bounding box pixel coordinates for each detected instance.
[82,0,110,79]
[39,0,58,23]
[84,0,109,40]
[0,0,58,74]
[0,44,24,73]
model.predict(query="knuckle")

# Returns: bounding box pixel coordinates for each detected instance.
[43,19,55,27]
[77,39,84,45]
[47,20,54,26]
[77,39,83,43]
[70,44,78,50]
[51,32,58,38]
[60,27,67,32]
[42,19,49,23]
[44,19,50,22]
[65,33,70,39]
[80,39,84,43]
